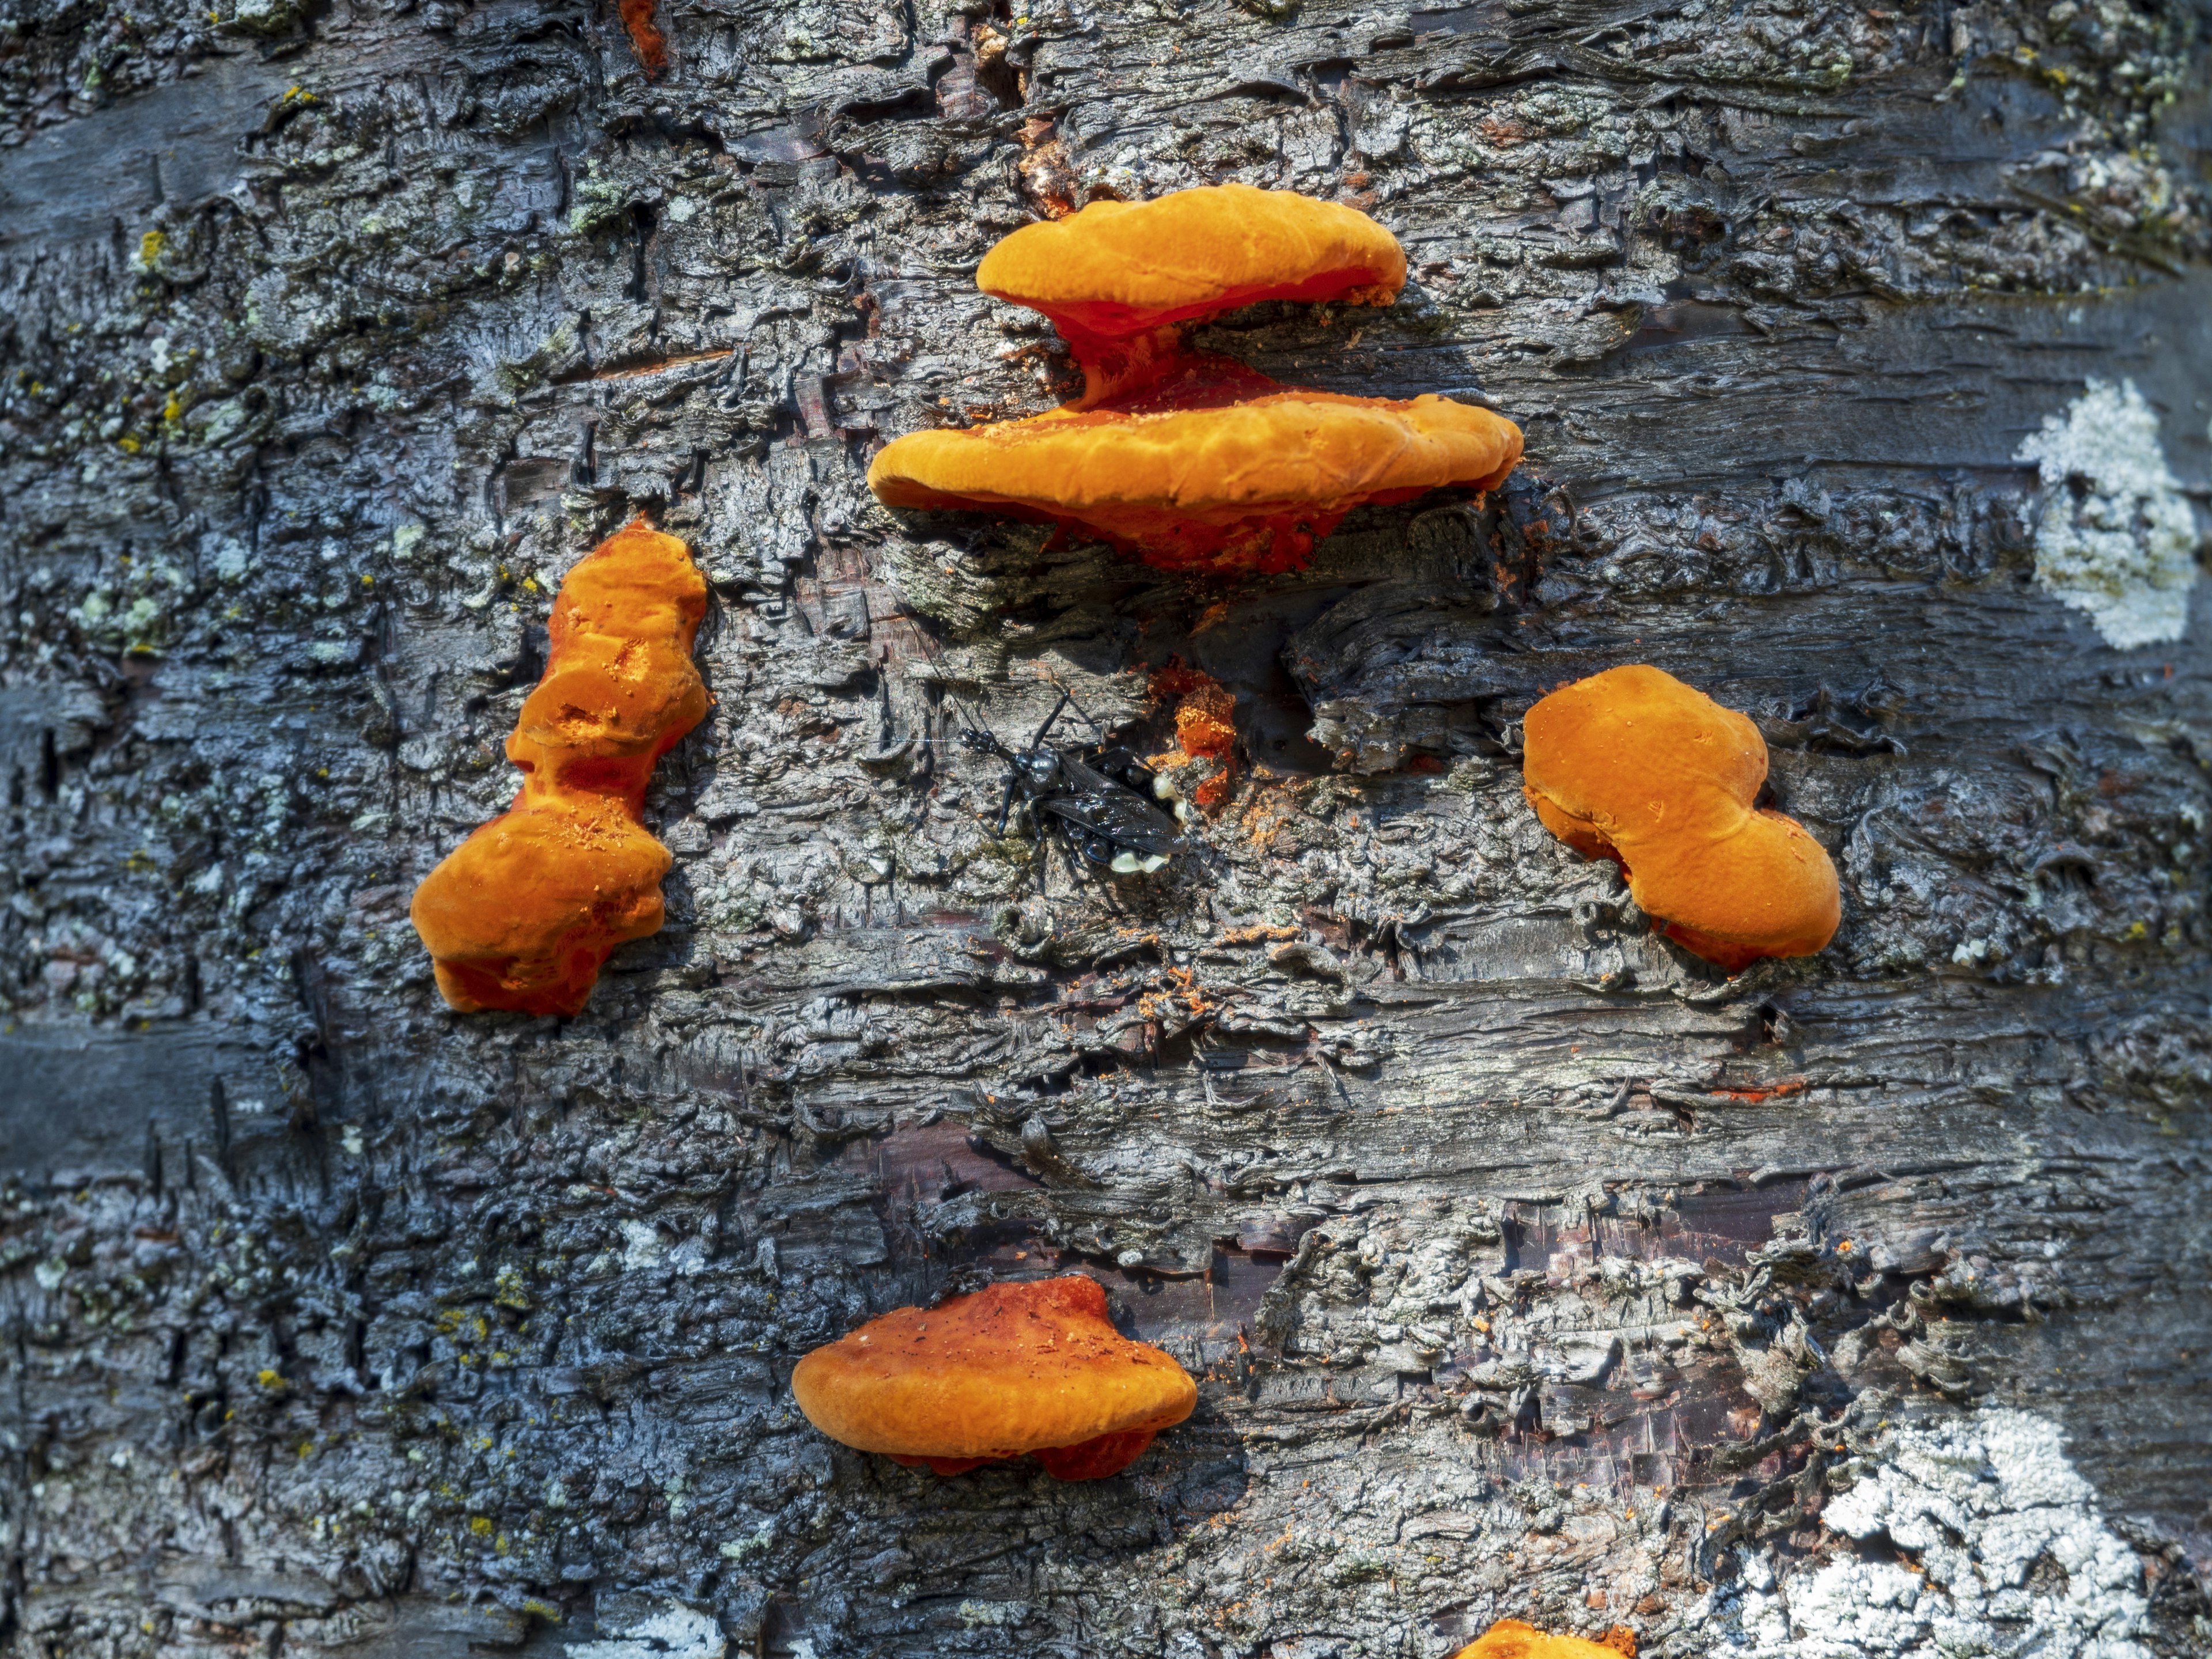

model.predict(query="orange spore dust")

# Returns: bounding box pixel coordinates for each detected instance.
[1520,665,1840,972]
[1449,1619,1636,1659]
[865,184,1523,574]
[790,1276,1196,1483]
[409,520,707,1016]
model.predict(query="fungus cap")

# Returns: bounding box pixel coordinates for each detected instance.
[408,794,672,1016]
[1449,1620,1631,1659]
[1521,665,1840,969]
[868,388,1521,573]
[978,182,1407,346]
[790,1277,1196,1479]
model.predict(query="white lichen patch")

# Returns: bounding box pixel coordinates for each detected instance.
[2017,378,2199,649]
[1711,1407,2148,1658]
[565,1601,725,1659]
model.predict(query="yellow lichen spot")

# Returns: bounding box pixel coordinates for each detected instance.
[118,435,142,454]
[521,576,540,593]
[257,1368,287,1391]
[164,394,184,424]
[495,1532,511,1554]
[138,230,165,269]
[2126,920,2150,940]
[435,1307,464,1334]
[469,1516,493,1536]
[298,1440,315,1459]
[361,573,375,586]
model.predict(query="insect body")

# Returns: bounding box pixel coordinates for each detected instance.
[963,691,1185,875]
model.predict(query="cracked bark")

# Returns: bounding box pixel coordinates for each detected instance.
[1,0,2209,1654]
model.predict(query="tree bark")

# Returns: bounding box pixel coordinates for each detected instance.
[2,0,2208,1656]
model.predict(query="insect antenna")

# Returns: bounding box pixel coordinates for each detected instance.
[876,599,999,747]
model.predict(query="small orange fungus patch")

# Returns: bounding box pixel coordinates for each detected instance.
[410,520,707,1015]
[1147,661,1238,813]
[868,183,1521,574]
[1521,665,1839,972]
[618,0,667,75]
[790,1277,1196,1482]
[1450,1620,1634,1659]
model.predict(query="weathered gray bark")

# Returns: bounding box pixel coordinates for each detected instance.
[2,0,2209,1653]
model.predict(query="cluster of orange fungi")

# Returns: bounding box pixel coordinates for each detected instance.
[1522,665,1842,970]
[791,1277,1197,1482]
[410,521,708,1016]
[405,190,1840,1655]
[867,183,1524,575]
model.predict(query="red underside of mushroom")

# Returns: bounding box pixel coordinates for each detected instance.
[887,1427,1160,1482]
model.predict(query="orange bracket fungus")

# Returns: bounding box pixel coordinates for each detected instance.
[410,520,709,1016]
[1450,1620,1637,1659]
[1521,665,1840,972]
[868,183,1523,575]
[790,1276,1197,1482]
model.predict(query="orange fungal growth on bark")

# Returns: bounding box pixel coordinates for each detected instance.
[790,1277,1197,1482]
[1450,1620,1634,1659]
[976,182,1408,369]
[410,520,708,1016]
[866,183,1522,574]
[1147,661,1238,814]
[1521,665,1840,972]
[618,0,668,75]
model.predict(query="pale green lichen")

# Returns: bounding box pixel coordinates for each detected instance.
[2017,378,2200,649]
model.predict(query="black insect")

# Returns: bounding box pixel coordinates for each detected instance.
[963,690,1187,876]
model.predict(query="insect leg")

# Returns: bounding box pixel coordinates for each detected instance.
[1041,671,1107,739]
[995,770,1019,838]
[1029,690,1073,749]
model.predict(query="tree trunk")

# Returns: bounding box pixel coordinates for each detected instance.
[2,0,2207,1654]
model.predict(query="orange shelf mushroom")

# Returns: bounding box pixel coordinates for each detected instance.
[1521,665,1840,972]
[410,520,709,1016]
[1521,668,1849,973]
[868,183,1522,575]
[1451,1620,1636,1659]
[791,1277,1196,1482]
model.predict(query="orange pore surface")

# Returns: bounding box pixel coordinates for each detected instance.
[1520,665,1839,972]
[790,1277,1196,1482]
[409,521,707,1016]
[1450,1620,1637,1659]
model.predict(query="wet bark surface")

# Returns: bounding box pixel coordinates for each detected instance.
[2,0,2210,1654]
